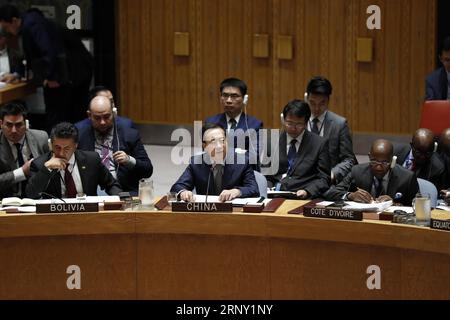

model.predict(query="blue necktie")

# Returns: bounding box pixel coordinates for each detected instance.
[287,139,297,172]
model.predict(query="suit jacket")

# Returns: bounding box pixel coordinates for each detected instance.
[438,152,450,189]
[425,67,448,100]
[170,152,259,198]
[205,112,263,167]
[26,150,122,199]
[325,164,419,206]
[7,46,24,76]
[75,119,153,195]
[312,111,356,183]
[0,129,49,199]
[264,130,331,198]
[20,9,93,86]
[75,116,136,130]
[394,142,445,191]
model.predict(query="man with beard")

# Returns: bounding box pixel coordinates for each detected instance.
[75,95,152,195]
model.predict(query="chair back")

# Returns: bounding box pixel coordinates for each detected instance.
[253,170,268,198]
[419,100,450,136]
[417,178,438,208]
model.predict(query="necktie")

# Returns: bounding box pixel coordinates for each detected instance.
[311,118,320,135]
[15,143,25,167]
[287,139,297,171]
[213,164,223,195]
[373,177,383,198]
[101,139,110,167]
[229,118,237,130]
[64,168,77,198]
[15,143,26,196]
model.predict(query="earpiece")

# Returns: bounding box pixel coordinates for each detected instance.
[434,141,438,153]
[112,107,118,116]
[25,119,29,130]
[243,94,249,106]
[390,155,397,169]
[280,112,285,125]
[304,92,309,103]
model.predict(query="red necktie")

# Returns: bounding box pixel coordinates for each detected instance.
[65,169,77,198]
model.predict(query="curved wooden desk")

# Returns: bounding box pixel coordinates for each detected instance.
[0,82,35,104]
[0,200,449,299]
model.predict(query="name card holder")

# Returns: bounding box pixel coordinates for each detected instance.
[303,206,362,221]
[36,202,99,214]
[430,219,450,232]
[172,202,233,213]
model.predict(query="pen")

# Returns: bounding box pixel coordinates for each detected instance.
[257,197,265,203]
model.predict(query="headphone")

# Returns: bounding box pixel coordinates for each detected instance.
[25,119,29,129]
[434,141,438,153]
[390,156,397,169]
[243,94,249,106]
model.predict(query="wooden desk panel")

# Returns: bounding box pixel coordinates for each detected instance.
[0,202,449,299]
[0,82,36,104]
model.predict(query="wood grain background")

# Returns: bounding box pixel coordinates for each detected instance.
[116,0,436,134]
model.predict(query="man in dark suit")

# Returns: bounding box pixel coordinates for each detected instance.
[205,78,263,167]
[0,101,49,199]
[264,99,330,199]
[171,123,259,202]
[438,128,450,191]
[75,85,136,130]
[0,26,23,82]
[305,76,356,184]
[326,139,419,206]
[26,122,122,199]
[425,37,450,100]
[0,5,93,132]
[394,128,445,191]
[75,95,153,195]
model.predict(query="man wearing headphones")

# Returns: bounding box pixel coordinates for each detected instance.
[305,76,356,184]
[264,99,331,199]
[205,78,263,169]
[325,139,419,206]
[75,86,136,130]
[393,128,445,191]
[75,95,153,195]
[0,101,49,199]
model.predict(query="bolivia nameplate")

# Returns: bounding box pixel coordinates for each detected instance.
[172,202,233,212]
[303,206,362,221]
[430,219,450,232]
[36,202,99,214]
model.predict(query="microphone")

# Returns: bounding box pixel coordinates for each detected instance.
[394,192,403,201]
[39,191,66,203]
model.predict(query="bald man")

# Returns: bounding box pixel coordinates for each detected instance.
[75,95,153,195]
[394,128,445,191]
[439,128,450,192]
[326,139,419,206]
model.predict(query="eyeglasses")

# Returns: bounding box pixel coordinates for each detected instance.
[204,137,226,145]
[284,121,305,129]
[221,93,242,100]
[369,158,391,167]
[3,121,25,129]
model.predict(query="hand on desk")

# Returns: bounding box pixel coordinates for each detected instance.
[218,189,241,202]
[296,190,309,199]
[348,188,373,203]
[0,73,19,83]
[180,190,195,202]
[375,195,393,203]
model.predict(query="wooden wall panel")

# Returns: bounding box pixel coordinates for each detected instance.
[117,0,436,135]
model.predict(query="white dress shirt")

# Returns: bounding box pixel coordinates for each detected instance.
[308,111,327,137]
[59,153,83,196]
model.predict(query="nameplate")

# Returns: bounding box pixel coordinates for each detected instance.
[36,202,99,214]
[430,219,450,232]
[172,202,233,212]
[303,206,362,221]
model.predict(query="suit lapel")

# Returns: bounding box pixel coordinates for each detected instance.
[278,132,288,173]
[25,131,40,158]
[386,167,398,196]
[0,133,16,169]
[75,151,89,193]
[289,131,310,174]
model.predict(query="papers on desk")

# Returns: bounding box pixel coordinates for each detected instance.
[36,195,120,204]
[382,206,414,214]
[437,205,450,211]
[0,81,6,89]
[316,200,393,212]
[181,195,268,206]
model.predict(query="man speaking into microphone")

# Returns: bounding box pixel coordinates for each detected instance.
[170,123,259,202]
[26,122,122,199]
